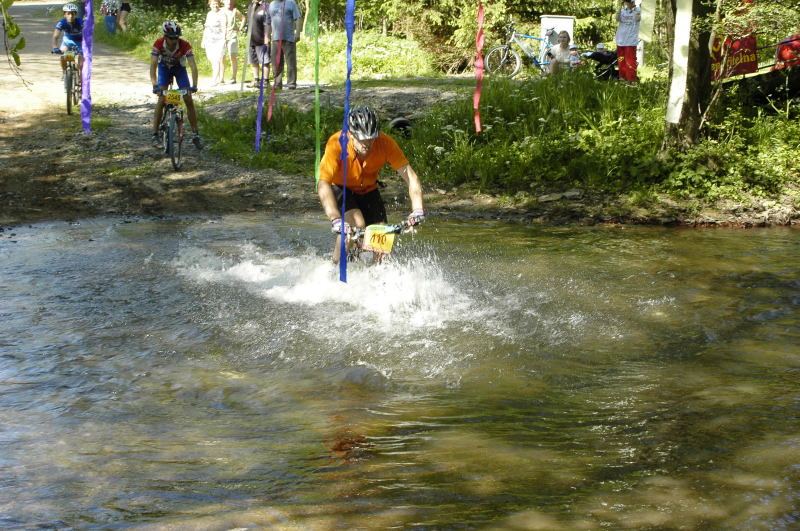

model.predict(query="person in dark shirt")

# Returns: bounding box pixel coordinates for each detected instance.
[245,0,270,87]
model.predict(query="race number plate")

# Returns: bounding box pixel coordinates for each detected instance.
[362,225,397,254]
[165,90,182,105]
[64,53,76,62]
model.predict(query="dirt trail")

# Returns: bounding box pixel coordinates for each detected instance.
[1,0,326,226]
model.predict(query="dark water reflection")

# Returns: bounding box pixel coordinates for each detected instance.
[1,215,799,529]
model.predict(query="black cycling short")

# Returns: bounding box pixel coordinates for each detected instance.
[120,2,131,12]
[332,186,387,226]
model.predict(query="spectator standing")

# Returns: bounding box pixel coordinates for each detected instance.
[246,0,270,87]
[615,0,641,82]
[201,0,227,85]
[100,0,120,34]
[266,0,301,90]
[117,1,131,32]
[222,0,245,83]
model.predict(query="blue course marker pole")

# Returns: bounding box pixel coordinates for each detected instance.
[338,0,355,283]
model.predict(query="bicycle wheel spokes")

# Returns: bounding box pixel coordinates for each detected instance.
[65,69,74,115]
[485,46,522,78]
[73,71,81,108]
[168,111,183,170]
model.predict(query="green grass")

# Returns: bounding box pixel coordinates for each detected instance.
[200,70,798,202]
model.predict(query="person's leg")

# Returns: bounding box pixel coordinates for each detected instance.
[118,10,129,32]
[153,96,165,132]
[618,46,637,82]
[248,44,260,83]
[284,40,297,88]
[270,41,283,87]
[626,46,638,82]
[182,94,198,131]
[227,39,238,82]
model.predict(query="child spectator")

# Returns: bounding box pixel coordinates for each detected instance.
[568,44,584,70]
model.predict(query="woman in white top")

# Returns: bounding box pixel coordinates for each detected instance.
[547,31,572,75]
[615,0,641,82]
[201,0,228,85]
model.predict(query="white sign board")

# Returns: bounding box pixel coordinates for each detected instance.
[540,15,576,44]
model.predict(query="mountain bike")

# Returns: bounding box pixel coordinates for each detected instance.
[345,219,420,263]
[485,21,556,78]
[53,46,81,115]
[158,89,186,170]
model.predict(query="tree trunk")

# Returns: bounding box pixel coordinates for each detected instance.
[661,0,714,152]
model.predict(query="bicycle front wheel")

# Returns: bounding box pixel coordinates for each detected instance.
[65,69,74,115]
[168,112,183,170]
[485,46,522,78]
[72,69,81,109]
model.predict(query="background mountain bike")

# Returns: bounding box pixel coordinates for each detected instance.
[53,45,81,114]
[485,21,556,78]
[159,89,186,170]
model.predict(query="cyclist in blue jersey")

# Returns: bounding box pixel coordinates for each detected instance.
[51,3,85,75]
[150,21,203,150]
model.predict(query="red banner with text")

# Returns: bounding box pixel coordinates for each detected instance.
[711,34,758,80]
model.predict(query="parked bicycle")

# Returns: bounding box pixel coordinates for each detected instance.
[158,88,187,170]
[485,21,556,78]
[52,45,81,115]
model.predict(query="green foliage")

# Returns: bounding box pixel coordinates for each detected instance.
[199,102,342,174]
[297,30,438,83]
[404,74,666,194]
[2,0,25,66]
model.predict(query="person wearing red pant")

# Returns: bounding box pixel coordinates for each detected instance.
[615,0,641,82]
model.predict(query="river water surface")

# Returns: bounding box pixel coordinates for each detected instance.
[1,215,799,529]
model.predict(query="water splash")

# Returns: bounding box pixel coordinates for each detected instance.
[173,244,478,331]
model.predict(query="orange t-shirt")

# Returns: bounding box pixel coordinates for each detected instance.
[318,131,409,194]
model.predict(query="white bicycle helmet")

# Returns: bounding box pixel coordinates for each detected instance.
[63,3,79,13]
[348,106,380,141]
[162,21,182,38]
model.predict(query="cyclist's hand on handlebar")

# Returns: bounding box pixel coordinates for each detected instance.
[152,85,161,94]
[190,86,198,93]
[331,218,350,234]
[52,47,62,54]
[407,209,425,226]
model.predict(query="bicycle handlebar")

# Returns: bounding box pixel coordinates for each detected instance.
[347,219,419,240]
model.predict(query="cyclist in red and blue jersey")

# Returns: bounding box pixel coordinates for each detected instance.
[150,21,202,149]
[51,3,85,75]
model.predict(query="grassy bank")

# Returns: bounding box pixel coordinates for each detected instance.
[197,72,799,206]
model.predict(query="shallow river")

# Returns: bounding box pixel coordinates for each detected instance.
[1,215,799,529]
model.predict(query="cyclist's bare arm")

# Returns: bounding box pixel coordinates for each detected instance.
[51,29,63,49]
[318,180,341,222]
[187,56,199,88]
[149,55,159,86]
[397,164,424,212]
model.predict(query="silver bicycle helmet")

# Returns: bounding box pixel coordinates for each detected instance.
[348,106,380,141]
[162,21,182,38]
[63,3,79,12]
